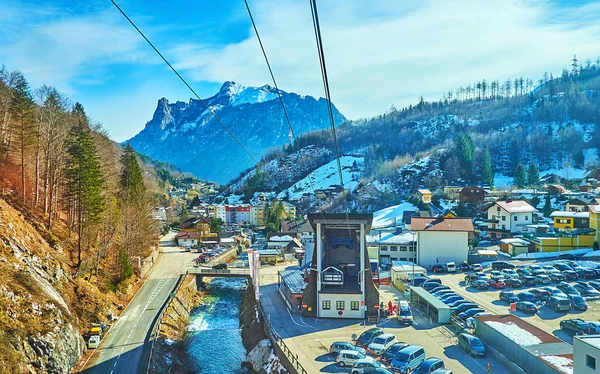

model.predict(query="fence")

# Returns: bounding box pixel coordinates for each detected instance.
[145,274,187,374]
[257,301,308,374]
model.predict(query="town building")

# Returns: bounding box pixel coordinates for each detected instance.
[574,335,600,374]
[500,238,530,256]
[459,186,486,203]
[551,211,590,230]
[412,217,474,268]
[417,189,432,204]
[302,213,378,320]
[176,231,199,247]
[486,200,536,238]
[367,230,416,270]
[443,185,463,200]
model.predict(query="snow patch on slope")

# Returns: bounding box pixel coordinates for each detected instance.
[372,202,418,228]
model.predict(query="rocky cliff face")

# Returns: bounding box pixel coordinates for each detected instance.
[126,82,346,183]
[0,198,99,373]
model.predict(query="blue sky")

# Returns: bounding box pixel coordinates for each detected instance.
[2,0,600,142]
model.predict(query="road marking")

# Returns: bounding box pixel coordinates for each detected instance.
[286,308,312,328]
[113,361,117,367]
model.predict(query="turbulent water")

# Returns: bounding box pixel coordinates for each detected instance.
[186,278,250,373]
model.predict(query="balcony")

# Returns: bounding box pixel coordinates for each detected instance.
[322,266,344,285]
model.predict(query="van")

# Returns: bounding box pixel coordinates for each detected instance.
[446,262,456,273]
[336,350,367,367]
[391,345,426,373]
[398,301,413,325]
[88,335,100,349]
[547,296,571,312]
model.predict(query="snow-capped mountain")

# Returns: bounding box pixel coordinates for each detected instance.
[126,81,346,183]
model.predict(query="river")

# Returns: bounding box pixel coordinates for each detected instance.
[185,277,250,373]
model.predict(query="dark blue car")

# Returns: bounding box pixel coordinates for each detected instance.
[517,292,536,303]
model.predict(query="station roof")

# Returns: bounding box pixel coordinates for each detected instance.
[410,286,450,311]
[279,269,305,295]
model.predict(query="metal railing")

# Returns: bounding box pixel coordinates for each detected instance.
[146,274,186,374]
[258,301,308,374]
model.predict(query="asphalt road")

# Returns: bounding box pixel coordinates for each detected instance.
[81,232,198,374]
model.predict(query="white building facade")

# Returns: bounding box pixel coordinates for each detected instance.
[574,335,600,374]
[412,217,473,268]
[487,200,536,238]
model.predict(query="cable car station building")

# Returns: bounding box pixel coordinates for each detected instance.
[302,213,379,319]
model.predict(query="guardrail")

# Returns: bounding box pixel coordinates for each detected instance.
[190,268,251,276]
[145,274,186,374]
[258,301,308,374]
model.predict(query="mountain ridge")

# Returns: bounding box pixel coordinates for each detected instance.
[126,82,346,183]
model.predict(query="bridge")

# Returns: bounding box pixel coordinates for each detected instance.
[187,267,251,278]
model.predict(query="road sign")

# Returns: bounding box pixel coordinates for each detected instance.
[510,303,516,312]
[360,300,365,306]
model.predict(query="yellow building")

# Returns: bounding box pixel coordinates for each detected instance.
[417,189,432,204]
[591,205,600,242]
[550,211,590,230]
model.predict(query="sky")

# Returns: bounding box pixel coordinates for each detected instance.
[2,0,600,142]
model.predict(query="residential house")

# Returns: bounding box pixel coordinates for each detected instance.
[412,217,474,268]
[367,230,416,270]
[551,211,590,230]
[401,211,420,230]
[547,184,567,195]
[566,197,597,212]
[302,213,378,319]
[216,205,226,223]
[176,231,199,247]
[281,219,314,243]
[234,204,251,223]
[486,200,536,238]
[459,186,486,203]
[417,189,432,204]
[444,186,463,200]
[250,202,266,226]
[591,205,600,243]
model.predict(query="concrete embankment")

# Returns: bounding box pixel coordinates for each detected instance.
[149,275,204,374]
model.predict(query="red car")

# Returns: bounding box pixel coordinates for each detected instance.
[488,279,506,289]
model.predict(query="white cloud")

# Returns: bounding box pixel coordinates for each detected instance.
[169,0,600,119]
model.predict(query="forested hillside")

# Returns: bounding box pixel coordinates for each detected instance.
[0,65,168,371]
[231,56,600,210]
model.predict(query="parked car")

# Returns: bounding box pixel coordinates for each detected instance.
[423,280,443,292]
[582,268,598,279]
[569,295,588,311]
[353,358,382,370]
[527,264,544,273]
[330,342,367,357]
[542,286,568,299]
[489,270,503,279]
[464,274,479,285]
[535,275,552,285]
[448,299,471,308]
[588,281,600,291]
[572,266,587,277]
[558,253,579,260]
[492,261,515,270]
[391,345,426,373]
[517,269,533,278]
[337,350,368,367]
[557,282,580,297]
[554,262,573,271]
[522,275,536,286]
[458,308,486,320]
[212,263,227,270]
[542,264,556,272]
[548,271,566,282]
[505,278,523,288]
[431,285,451,294]
[530,289,551,301]
[471,280,489,290]
[516,301,538,314]
[368,333,398,355]
[446,262,457,273]
[351,367,393,374]
[517,292,536,303]
[458,262,471,272]
[451,303,478,314]
[433,290,455,298]
[547,296,571,312]
[466,312,493,328]
[432,264,446,273]
[381,342,410,363]
[499,291,519,303]
[560,319,593,335]
[564,270,579,281]
[442,295,464,305]
[488,278,506,289]
[502,269,519,279]
[574,282,600,298]
[413,277,430,287]
[457,333,485,356]
[356,328,384,347]
[472,264,483,272]
[413,358,445,374]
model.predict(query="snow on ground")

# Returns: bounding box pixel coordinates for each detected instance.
[494,174,514,189]
[278,156,363,199]
[514,248,592,260]
[438,199,458,211]
[485,321,542,346]
[372,202,418,228]
[584,148,599,167]
[540,167,587,179]
[540,356,573,374]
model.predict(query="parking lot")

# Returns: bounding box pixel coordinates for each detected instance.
[259,265,510,373]
[432,258,600,345]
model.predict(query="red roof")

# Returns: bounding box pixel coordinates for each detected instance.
[496,200,536,213]
[411,217,474,232]
[177,231,199,239]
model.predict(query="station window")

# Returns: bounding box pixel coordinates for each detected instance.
[391,257,398,261]
[409,246,415,252]
[351,301,359,310]
[400,246,407,251]
[381,246,388,251]
[514,216,518,221]
[587,354,596,369]
[502,216,506,221]
[322,300,331,310]
[336,301,345,310]
[391,246,398,251]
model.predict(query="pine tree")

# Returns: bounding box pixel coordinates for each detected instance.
[527,163,540,187]
[542,196,553,217]
[65,103,105,267]
[10,74,35,202]
[456,132,475,179]
[482,148,494,187]
[514,163,527,188]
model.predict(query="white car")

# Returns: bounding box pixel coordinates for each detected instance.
[337,350,368,367]
[502,269,520,279]
[472,264,483,272]
[367,333,398,355]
